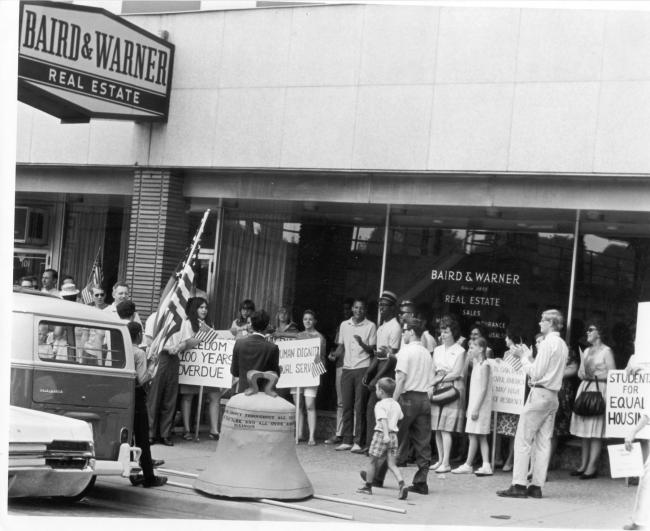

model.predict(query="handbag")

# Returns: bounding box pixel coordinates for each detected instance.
[572,379,606,417]
[430,382,460,406]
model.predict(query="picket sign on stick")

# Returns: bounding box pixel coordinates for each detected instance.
[491,411,498,469]
[194,385,204,440]
[295,387,301,444]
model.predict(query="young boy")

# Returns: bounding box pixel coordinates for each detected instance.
[357,377,408,499]
[127,321,167,488]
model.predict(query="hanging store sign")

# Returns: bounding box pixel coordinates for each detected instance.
[18,1,174,122]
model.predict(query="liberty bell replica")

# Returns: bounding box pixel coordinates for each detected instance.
[193,370,313,500]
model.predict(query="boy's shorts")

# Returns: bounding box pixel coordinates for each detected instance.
[368,430,398,458]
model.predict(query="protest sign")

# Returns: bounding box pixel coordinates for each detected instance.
[608,442,645,478]
[606,370,650,439]
[276,337,322,389]
[178,337,234,388]
[635,302,650,364]
[491,362,526,415]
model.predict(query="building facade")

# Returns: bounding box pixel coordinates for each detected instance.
[14,3,650,409]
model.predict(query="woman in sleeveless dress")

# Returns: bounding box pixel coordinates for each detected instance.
[569,320,616,479]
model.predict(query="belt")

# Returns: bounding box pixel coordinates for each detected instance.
[530,384,557,392]
[402,390,428,395]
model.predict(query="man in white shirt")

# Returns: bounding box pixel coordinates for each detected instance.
[392,317,434,495]
[105,281,142,324]
[497,309,568,499]
[40,268,59,296]
[334,298,377,453]
[362,290,402,454]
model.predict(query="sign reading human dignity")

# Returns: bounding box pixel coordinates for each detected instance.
[18,1,174,122]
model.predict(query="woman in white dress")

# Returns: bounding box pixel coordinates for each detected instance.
[569,320,616,479]
[430,317,467,474]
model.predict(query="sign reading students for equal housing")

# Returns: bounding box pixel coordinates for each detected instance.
[178,337,234,389]
[606,370,650,439]
[276,338,322,389]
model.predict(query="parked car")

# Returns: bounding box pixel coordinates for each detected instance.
[10,288,141,491]
[9,405,95,499]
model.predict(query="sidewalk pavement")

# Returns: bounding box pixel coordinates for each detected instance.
[103,432,634,527]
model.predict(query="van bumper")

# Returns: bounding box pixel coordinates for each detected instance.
[94,442,142,477]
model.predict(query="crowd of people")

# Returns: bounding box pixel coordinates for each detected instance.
[16,272,647,525]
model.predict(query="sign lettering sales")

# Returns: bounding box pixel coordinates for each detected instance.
[18,1,174,120]
[606,370,650,439]
[490,363,526,415]
[276,338,322,389]
[178,338,234,389]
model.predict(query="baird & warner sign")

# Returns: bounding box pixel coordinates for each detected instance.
[18,1,174,122]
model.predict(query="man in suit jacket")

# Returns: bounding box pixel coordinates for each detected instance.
[231,310,280,393]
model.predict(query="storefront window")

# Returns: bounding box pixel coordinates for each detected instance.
[572,234,650,368]
[383,227,575,355]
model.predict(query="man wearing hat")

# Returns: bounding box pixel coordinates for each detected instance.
[60,282,80,302]
[361,290,402,455]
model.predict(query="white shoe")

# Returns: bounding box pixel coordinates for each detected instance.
[475,464,493,476]
[335,443,352,451]
[429,461,441,471]
[451,463,474,474]
[350,444,363,453]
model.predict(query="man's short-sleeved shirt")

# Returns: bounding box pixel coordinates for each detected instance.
[338,318,377,370]
[377,317,401,352]
[395,341,434,392]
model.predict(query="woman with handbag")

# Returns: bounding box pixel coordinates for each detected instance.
[569,320,616,479]
[429,316,467,474]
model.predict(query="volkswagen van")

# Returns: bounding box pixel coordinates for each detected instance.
[10,288,141,491]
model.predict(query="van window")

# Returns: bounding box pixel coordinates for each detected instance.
[37,320,126,368]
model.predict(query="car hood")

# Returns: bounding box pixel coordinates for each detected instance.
[10,406,92,443]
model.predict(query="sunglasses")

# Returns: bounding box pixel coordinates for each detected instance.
[94,293,105,297]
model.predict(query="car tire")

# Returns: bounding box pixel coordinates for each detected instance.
[59,475,96,502]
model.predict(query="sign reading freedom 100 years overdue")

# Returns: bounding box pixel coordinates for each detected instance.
[490,362,526,415]
[606,370,650,439]
[178,337,234,389]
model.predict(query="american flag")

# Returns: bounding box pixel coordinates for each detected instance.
[312,360,327,378]
[195,322,219,345]
[80,249,103,304]
[504,353,523,372]
[147,261,195,376]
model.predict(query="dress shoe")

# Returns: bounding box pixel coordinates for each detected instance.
[350,444,364,454]
[360,470,383,488]
[160,437,174,447]
[143,475,168,488]
[356,485,372,495]
[570,469,585,477]
[580,471,598,480]
[152,459,165,468]
[623,523,644,530]
[527,485,543,498]
[496,484,528,498]
[324,435,342,444]
[208,432,220,441]
[398,484,409,500]
[335,443,352,451]
[407,483,429,495]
